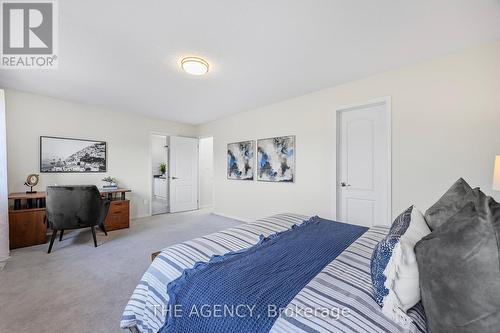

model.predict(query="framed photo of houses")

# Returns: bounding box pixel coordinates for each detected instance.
[40,136,107,173]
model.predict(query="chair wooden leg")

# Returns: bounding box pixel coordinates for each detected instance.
[47,230,58,253]
[90,226,98,247]
[59,229,64,241]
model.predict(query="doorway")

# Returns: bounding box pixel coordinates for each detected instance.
[198,137,214,209]
[336,98,391,227]
[150,135,201,215]
[151,134,169,215]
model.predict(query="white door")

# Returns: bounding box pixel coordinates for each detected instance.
[337,101,391,226]
[169,136,199,213]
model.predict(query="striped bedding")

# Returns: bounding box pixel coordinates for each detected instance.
[121,213,427,333]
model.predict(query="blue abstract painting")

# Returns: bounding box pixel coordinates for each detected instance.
[227,141,254,180]
[257,136,295,182]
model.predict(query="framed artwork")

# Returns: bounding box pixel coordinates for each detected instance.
[257,136,295,182]
[227,140,254,180]
[40,136,107,173]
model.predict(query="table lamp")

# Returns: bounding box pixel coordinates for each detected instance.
[493,156,500,191]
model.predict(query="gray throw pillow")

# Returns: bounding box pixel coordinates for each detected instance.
[415,189,500,333]
[424,178,475,230]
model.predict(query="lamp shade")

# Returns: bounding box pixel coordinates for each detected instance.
[493,156,500,191]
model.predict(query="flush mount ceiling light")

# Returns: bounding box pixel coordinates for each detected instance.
[181,56,209,76]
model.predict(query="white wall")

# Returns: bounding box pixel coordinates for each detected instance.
[199,137,214,208]
[0,89,9,260]
[198,41,500,222]
[5,90,196,218]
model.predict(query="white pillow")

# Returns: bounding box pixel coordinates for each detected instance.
[382,207,431,324]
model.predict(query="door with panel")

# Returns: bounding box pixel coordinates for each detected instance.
[337,101,391,226]
[169,136,199,213]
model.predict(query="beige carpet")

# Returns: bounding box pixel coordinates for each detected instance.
[0,209,242,333]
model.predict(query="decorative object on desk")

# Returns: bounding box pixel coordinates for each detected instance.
[257,136,295,182]
[227,140,254,180]
[160,162,166,175]
[493,155,500,191]
[102,176,118,190]
[24,174,39,193]
[40,136,107,173]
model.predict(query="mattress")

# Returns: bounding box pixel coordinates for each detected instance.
[121,213,427,333]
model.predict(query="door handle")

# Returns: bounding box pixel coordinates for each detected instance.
[340,182,351,187]
[172,176,179,180]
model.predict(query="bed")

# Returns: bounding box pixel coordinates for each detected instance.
[121,213,427,333]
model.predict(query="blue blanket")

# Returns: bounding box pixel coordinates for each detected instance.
[160,216,368,333]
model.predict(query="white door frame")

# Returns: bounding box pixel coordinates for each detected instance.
[0,89,9,261]
[330,96,392,224]
[197,135,214,209]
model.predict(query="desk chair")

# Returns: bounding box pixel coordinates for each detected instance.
[46,185,110,253]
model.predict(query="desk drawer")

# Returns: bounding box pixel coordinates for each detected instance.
[104,200,130,231]
[108,200,129,213]
[9,209,47,249]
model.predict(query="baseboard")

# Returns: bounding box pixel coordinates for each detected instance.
[212,211,252,223]
[199,204,213,209]
[0,254,10,268]
[132,213,152,220]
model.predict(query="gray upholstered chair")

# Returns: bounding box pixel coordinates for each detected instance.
[46,185,110,253]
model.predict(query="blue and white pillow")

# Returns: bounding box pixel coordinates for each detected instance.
[370,206,431,326]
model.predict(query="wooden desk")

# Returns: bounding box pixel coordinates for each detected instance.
[100,188,131,201]
[10,191,47,210]
[8,188,131,249]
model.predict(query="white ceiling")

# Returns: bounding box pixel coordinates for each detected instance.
[1,0,500,125]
